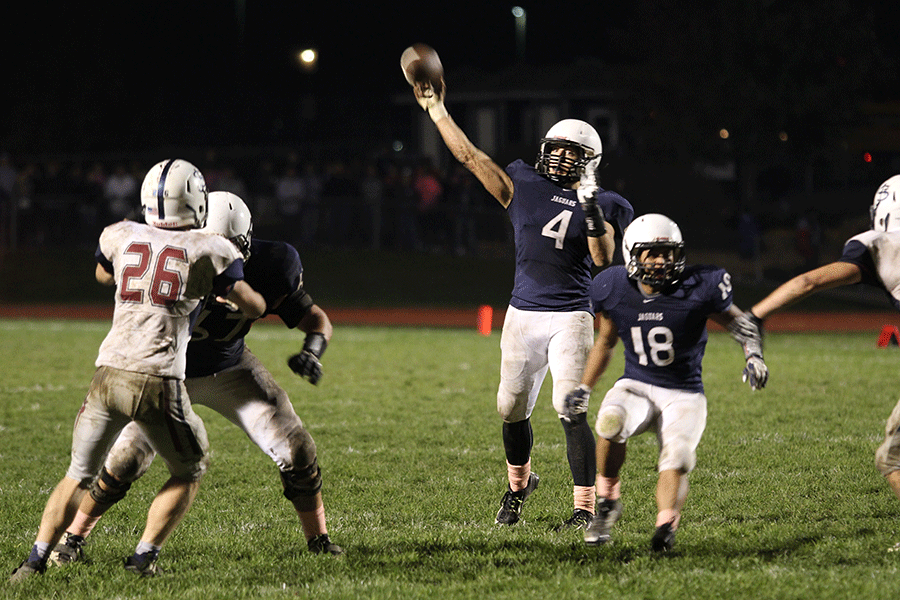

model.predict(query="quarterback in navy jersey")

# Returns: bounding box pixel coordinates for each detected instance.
[563,214,767,552]
[749,175,900,549]
[412,67,633,530]
[49,192,343,566]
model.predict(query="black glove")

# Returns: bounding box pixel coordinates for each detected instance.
[288,332,328,385]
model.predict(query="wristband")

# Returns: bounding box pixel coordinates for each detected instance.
[303,332,328,358]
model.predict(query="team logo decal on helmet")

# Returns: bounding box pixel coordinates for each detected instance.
[871,175,900,233]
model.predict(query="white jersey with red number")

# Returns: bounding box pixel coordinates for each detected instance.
[95,220,242,379]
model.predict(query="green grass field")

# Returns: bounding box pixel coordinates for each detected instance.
[2,319,900,599]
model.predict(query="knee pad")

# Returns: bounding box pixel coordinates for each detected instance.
[106,444,155,483]
[90,467,132,505]
[658,437,696,473]
[497,387,529,423]
[595,405,626,440]
[280,460,322,500]
[281,426,317,472]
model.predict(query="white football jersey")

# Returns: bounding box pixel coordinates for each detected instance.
[95,220,241,379]
[847,230,900,305]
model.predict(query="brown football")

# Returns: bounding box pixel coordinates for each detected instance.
[400,43,444,88]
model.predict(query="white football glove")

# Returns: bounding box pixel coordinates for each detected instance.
[742,355,768,390]
[576,157,606,237]
[577,156,602,203]
[562,384,591,422]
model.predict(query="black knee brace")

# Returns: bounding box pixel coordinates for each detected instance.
[280,460,322,500]
[90,467,132,505]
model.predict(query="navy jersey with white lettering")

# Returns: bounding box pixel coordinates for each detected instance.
[591,265,734,393]
[839,230,900,311]
[186,239,305,378]
[506,160,634,313]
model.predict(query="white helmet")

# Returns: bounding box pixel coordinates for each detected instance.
[140,159,208,229]
[871,175,900,232]
[622,214,686,286]
[535,119,602,185]
[203,191,253,260]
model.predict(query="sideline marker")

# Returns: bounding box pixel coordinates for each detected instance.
[877,325,900,347]
[477,305,493,336]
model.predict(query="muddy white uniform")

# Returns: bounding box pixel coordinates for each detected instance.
[839,231,900,474]
[105,238,324,501]
[67,220,244,484]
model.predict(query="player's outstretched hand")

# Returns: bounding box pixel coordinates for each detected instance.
[562,384,591,422]
[288,351,323,385]
[414,79,448,122]
[576,156,606,237]
[742,355,768,390]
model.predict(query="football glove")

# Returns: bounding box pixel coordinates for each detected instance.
[727,310,764,359]
[742,354,768,390]
[562,384,592,422]
[576,156,606,237]
[288,332,328,385]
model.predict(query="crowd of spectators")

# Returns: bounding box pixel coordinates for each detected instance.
[0,150,509,256]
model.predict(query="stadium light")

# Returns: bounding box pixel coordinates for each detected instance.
[297,48,318,73]
[512,6,526,60]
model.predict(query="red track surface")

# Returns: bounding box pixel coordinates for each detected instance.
[1,304,898,333]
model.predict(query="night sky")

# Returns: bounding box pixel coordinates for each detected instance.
[4,1,898,155]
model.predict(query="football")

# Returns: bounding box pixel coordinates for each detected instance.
[400,43,444,89]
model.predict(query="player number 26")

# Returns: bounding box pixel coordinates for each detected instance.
[120,242,187,306]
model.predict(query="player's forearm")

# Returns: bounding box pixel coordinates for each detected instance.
[588,223,615,268]
[228,281,266,320]
[434,117,513,206]
[752,262,860,319]
[297,305,332,342]
[582,345,613,388]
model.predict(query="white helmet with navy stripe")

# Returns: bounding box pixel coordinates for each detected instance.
[871,175,900,232]
[203,191,253,260]
[140,159,208,229]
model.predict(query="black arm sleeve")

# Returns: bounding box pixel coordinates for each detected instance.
[275,287,315,329]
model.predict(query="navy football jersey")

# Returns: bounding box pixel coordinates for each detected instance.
[186,239,304,378]
[505,160,633,313]
[591,265,734,393]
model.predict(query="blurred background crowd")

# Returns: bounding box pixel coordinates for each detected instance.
[0,149,506,258]
[3,1,899,294]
